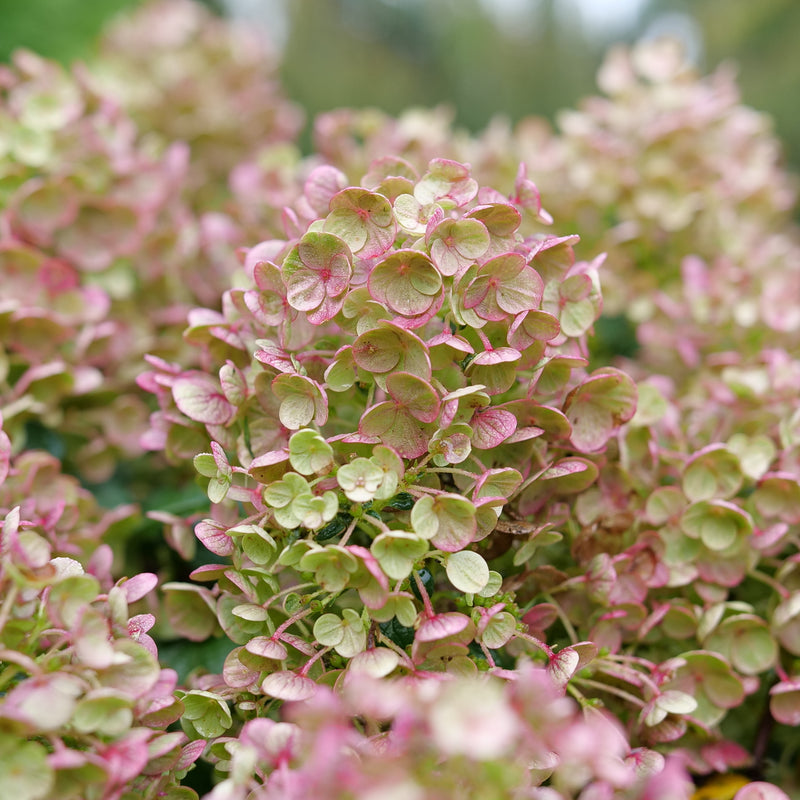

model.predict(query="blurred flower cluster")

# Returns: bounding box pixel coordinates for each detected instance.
[91,0,304,206]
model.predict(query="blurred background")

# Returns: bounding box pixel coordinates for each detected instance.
[0,0,798,168]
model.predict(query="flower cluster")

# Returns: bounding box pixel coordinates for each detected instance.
[0,4,798,798]
[0,413,200,800]
[0,46,256,479]
[519,39,798,332]
[91,0,304,205]
[205,665,693,800]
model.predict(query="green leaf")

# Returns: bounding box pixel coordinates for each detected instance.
[563,367,638,453]
[324,188,395,257]
[371,594,418,626]
[181,690,233,738]
[273,374,328,430]
[0,735,54,800]
[428,217,489,276]
[727,433,776,480]
[324,346,357,392]
[680,500,753,551]
[264,472,310,509]
[72,691,133,736]
[410,493,477,552]
[474,468,524,503]
[312,609,366,657]
[682,445,743,502]
[629,382,668,427]
[261,671,317,701]
[292,490,339,530]
[337,457,385,503]
[359,402,429,459]
[705,615,777,675]
[237,527,278,566]
[371,532,428,580]
[480,611,517,649]
[349,647,401,678]
[288,429,334,475]
[162,583,219,642]
[314,612,346,647]
[655,690,697,716]
[385,372,440,423]
[446,550,490,593]
[539,457,599,494]
[231,603,268,622]
[370,445,405,500]
[300,545,359,593]
[753,473,800,524]
[47,574,100,628]
[353,322,431,385]
[645,486,686,525]
[369,250,442,317]
[173,374,234,425]
[478,570,503,598]
[193,453,218,478]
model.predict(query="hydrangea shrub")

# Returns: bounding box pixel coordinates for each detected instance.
[0,4,798,799]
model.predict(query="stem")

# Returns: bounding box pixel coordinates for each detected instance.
[514,630,554,659]
[753,685,776,775]
[475,328,492,350]
[405,453,435,481]
[274,607,315,639]
[0,583,19,635]
[510,461,554,501]
[262,582,317,612]
[594,659,661,696]
[541,593,578,644]
[413,570,435,618]
[571,676,646,708]
[748,568,791,599]
[337,516,359,547]
[605,653,659,672]
[376,631,415,668]
[427,467,479,486]
[358,514,390,533]
[299,645,331,677]
[479,642,496,668]
[566,681,589,707]
[405,484,442,496]
[0,648,40,678]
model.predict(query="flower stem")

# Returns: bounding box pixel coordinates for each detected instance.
[413,570,435,618]
[0,582,19,636]
[299,645,331,677]
[338,516,360,547]
[274,607,315,639]
[514,630,554,659]
[571,676,646,708]
[748,568,791,599]
[541,593,578,644]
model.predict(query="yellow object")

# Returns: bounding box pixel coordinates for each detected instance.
[691,774,751,800]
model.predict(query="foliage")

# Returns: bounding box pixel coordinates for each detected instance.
[0,3,799,799]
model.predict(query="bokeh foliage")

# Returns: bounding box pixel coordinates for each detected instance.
[2,0,799,168]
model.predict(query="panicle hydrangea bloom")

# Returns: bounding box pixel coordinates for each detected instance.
[0,5,796,795]
[0,48,243,478]
[91,0,304,205]
[135,35,800,794]
[0,414,199,800]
